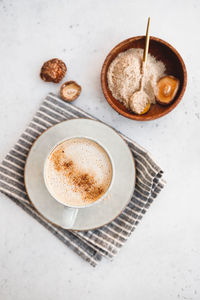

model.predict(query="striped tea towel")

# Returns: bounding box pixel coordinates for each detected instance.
[0,93,165,267]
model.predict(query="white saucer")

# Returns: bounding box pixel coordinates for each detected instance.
[24,119,135,230]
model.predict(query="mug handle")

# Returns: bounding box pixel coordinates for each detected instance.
[62,207,79,228]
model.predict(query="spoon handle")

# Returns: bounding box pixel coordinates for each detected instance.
[143,17,150,66]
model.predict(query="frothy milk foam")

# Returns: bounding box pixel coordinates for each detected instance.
[45,138,113,207]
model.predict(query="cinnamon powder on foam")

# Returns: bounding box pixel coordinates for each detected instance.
[51,148,104,202]
[107,48,166,108]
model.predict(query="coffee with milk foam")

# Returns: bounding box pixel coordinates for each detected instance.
[45,138,113,207]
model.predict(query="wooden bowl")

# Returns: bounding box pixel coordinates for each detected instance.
[101,36,187,121]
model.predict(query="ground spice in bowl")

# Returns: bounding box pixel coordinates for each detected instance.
[107,48,166,111]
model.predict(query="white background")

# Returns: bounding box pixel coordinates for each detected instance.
[0,0,200,299]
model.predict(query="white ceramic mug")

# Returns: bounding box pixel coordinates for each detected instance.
[43,137,114,228]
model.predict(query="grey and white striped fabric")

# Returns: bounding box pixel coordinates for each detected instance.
[0,93,165,267]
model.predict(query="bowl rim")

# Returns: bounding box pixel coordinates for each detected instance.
[101,35,187,121]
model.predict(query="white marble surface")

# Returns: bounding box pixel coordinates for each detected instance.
[0,0,200,299]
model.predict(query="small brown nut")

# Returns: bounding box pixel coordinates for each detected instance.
[40,58,67,83]
[60,81,82,102]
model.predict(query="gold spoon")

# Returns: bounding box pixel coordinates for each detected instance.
[129,17,151,114]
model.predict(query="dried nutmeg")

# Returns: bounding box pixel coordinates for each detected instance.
[40,58,67,83]
[60,81,82,102]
